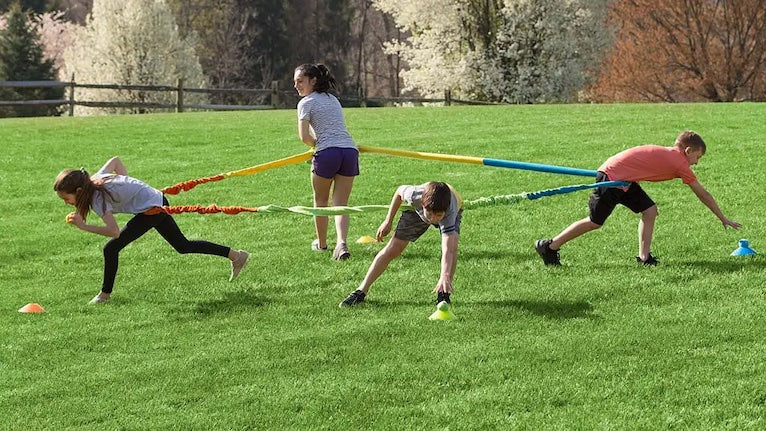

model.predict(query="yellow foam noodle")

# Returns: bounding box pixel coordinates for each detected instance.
[359,145,483,166]
[224,150,314,178]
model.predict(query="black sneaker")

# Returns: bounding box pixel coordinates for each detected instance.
[436,291,451,304]
[535,239,561,266]
[636,254,659,266]
[339,289,366,307]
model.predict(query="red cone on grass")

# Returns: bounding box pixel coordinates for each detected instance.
[18,303,46,313]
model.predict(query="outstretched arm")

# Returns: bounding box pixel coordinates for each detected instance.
[434,233,459,293]
[376,186,405,242]
[99,157,127,176]
[688,181,741,229]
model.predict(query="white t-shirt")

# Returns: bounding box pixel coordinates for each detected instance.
[90,167,164,217]
[297,91,356,153]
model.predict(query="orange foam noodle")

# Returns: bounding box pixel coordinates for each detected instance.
[160,174,226,195]
[145,205,262,215]
[19,303,46,313]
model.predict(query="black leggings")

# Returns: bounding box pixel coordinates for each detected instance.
[102,203,230,293]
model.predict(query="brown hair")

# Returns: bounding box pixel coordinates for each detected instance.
[53,169,112,221]
[421,182,451,213]
[675,130,706,154]
[295,63,339,95]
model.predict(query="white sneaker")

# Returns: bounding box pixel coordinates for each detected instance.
[89,294,110,305]
[311,239,328,251]
[229,250,250,282]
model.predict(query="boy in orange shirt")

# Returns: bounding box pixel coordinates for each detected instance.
[535,131,741,266]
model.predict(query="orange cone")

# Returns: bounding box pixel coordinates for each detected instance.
[18,303,46,313]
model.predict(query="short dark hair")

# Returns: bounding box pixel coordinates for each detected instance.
[422,182,451,213]
[675,130,706,154]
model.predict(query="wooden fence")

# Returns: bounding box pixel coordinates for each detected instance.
[0,79,498,116]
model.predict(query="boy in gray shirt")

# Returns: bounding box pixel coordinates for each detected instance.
[340,182,462,315]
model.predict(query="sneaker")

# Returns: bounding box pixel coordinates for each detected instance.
[229,250,250,282]
[311,239,328,251]
[339,289,366,307]
[436,291,451,304]
[535,239,561,266]
[333,242,351,260]
[89,294,110,305]
[636,253,659,266]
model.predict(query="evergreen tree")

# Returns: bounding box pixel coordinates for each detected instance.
[0,1,63,117]
[236,0,290,89]
[0,0,50,14]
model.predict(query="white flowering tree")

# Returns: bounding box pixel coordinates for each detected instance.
[373,0,610,102]
[63,0,207,115]
[484,0,611,103]
[372,0,498,98]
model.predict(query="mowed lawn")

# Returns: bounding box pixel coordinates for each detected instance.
[1,103,764,430]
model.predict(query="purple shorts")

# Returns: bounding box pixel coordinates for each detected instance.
[312,147,360,179]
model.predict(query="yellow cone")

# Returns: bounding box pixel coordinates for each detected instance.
[428,301,455,321]
[18,303,46,313]
[356,235,378,244]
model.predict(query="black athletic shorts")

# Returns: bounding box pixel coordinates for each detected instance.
[588,171,655,225]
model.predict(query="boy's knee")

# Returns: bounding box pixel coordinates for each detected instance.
[380,248,401,260]
[381,243,406,259]
[643,205,659,218]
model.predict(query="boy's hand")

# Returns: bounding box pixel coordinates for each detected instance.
[722,218,741,229]
[433,276,453,294]
[376,221,392,242]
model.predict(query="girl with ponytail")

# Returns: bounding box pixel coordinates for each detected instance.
[293,63,359,260]
[54,157,250,304]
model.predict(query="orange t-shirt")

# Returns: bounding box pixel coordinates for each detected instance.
[598,145,698,185]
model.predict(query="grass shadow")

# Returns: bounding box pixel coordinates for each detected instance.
[682,258,765,274]
[344,298,598,320]
[474,299,598,320]
[167,289,267,320]
[460,249,529,261]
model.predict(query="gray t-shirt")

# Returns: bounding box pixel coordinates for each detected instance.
[297,91,356,153]
[400,184,461,235]
[90,168,164,217]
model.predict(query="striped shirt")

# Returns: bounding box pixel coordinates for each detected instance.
[297,92,356,153]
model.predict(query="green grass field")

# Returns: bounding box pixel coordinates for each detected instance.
[2,103,765,430]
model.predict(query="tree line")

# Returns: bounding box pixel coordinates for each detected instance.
[1,0,765,116]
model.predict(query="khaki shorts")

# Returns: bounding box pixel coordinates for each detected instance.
[393,209,462,242]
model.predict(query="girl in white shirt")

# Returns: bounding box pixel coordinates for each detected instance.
[54,157,249,304]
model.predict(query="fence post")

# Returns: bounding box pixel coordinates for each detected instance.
[176,78,184,113]
[68,73,75,117]
[444,89,451,106]
[358,86,366,107]
[270,80,279,108]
